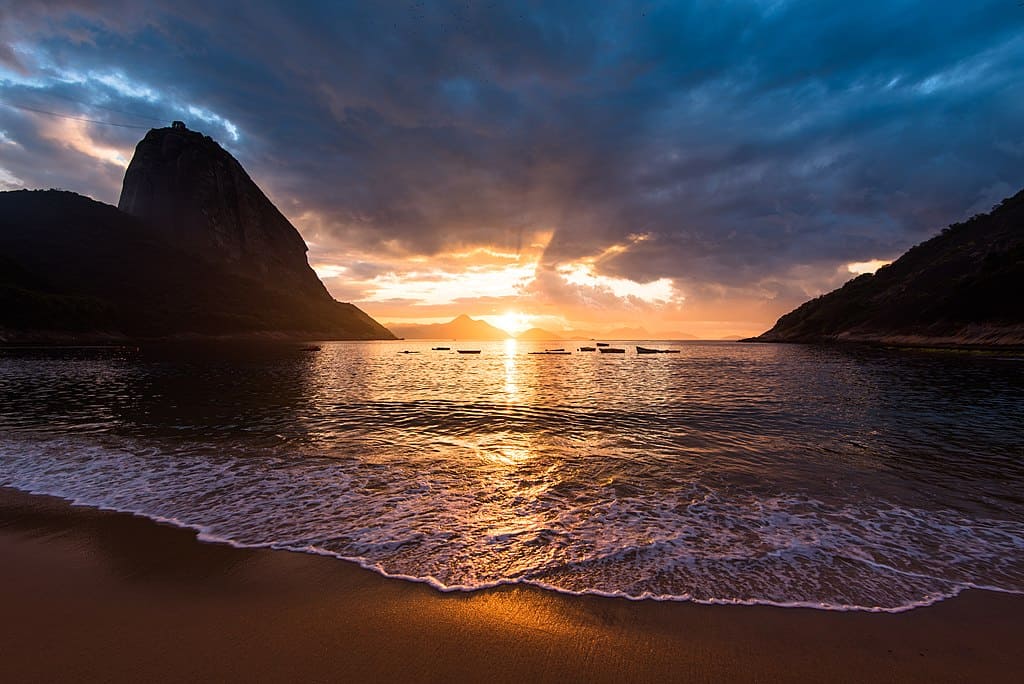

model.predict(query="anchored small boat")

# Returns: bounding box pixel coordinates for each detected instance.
[431,346,451,351]
[596,342,610,347]
[577,346,596,352]
[598,347,625,354]
[299,345,321,352]
[636,346,681,354]
[545,348,565,352]
[529,351,571,355]
[399,350,420,354]
[457,350,481,354]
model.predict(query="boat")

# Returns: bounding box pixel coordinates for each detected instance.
[399,350,420,354]
[545,348,565,352]
[457,350,481,354]
[431,346,451,350]
[636,346,682,354]
[299,345,321,352]
[596,342,610,347]
[577,346,596,352]
[598,347,625,354]
[529,351,571,355]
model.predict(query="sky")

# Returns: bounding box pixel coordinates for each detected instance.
[1,1,1022,338]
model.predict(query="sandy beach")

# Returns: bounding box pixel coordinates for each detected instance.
[0,487,1020,683]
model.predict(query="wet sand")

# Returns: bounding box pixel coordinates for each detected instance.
[1,486,1020,683]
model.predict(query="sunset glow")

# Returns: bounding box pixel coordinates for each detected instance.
[481,312,534,336]
[847,259,893,275]
[1,4,1021,682]
[360,261,538,305]
[556,262,679,304]
[2,2,1017,341]
[39,118,131,168]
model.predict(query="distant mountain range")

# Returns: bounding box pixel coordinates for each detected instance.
[388,314,510,340]
[0,123,394,342]
[388,316,702,340]
[605,326,698,340]
[538,326,699,340]
[750,188,1024,347]
[516,327,561,340]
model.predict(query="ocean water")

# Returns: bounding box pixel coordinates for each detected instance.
[1,340,1022,611]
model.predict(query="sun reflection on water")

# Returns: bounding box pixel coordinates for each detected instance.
[503,338,518,400]
[3,341,1024,609]
[493,445,531,466]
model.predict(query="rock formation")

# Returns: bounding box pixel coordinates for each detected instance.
[118,123,328,298]
[750,188,1024,347]
[1,124,395,342]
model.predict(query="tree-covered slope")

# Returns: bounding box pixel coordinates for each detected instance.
[751,189,1024,346]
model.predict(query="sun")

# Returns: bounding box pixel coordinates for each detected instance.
[484,311,533,336]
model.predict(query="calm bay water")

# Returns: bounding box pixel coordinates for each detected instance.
[1,340,1022,610]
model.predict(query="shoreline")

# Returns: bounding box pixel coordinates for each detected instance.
[1,485,992,616]
[0,331,397,346]
[742,333,1024,352]
[1,486,1021,682]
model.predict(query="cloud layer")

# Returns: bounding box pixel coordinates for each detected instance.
[2,1,1022,337]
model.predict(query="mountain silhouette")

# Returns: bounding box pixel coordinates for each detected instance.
[515,327,563,340]
[751,189,1024,346]
[387,314,511,340]
[0,123,394,342]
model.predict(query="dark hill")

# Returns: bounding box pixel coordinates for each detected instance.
[0,190,392,341]
[118,124,327,297]
[1,125,394,342]
[750,189,1024,347]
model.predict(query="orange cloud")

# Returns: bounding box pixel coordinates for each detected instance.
[37,117,131,168]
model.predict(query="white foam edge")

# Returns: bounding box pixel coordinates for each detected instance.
[5,482,1021,614]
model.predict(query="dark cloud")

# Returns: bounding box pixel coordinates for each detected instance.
[2,0,1023,328]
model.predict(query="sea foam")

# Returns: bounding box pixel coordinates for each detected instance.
[2,431,1021,612]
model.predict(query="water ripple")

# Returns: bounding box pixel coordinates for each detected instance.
[1,340,1022,610]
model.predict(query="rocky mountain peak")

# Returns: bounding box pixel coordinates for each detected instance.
[117,123,328,299]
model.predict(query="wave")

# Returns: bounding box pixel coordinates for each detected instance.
[1,432,1022,612]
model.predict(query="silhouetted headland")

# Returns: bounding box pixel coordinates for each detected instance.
[748,189,1024,348]
[0,123,394,343]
